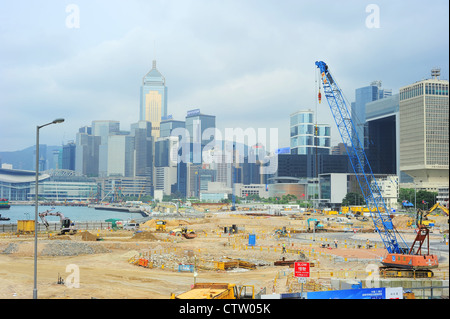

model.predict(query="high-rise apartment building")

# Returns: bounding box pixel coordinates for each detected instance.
[399,69,449,188]
[290,110,330,155]
[140,60,167,138]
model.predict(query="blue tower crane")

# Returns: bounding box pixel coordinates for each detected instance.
[315,61,409,255]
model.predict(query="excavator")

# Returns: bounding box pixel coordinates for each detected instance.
[39,210,77,235]
[316,61,439,278]
[428,202,449,216]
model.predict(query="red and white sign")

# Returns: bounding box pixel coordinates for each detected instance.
[294,262,310,278]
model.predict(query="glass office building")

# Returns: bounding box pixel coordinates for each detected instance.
[351,81,392,149]
[290,110,330,155]
[160,118,185,138]
[140,60,168,138]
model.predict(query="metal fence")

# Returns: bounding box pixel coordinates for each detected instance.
[0,221,112,233]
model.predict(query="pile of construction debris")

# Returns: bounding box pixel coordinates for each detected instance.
[41,240,111,256]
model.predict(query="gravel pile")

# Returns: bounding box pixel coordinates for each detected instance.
[148,253,194,269]
[41,240,110,256]
[2,243,19,254]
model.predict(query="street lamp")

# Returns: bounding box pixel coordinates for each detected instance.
[34,118,64,299]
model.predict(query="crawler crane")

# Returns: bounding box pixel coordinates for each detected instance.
[315,61,438,277]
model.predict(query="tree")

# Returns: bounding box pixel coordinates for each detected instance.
[398,188,437,209]
[398,188,415,205]
[342,192,365,206]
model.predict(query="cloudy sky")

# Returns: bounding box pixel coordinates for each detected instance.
[0,0,448,152]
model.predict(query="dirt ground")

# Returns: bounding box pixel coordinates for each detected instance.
[0,212,448,299]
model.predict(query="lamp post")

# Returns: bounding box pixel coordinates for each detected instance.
[34,118,64,299]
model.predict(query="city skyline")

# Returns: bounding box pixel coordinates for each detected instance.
[0,1,449,152]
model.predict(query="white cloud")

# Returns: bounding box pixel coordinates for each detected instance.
[0,0,448,152]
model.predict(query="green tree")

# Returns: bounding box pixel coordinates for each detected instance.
[342,192,365,206]
[398,188,415,205]
[398,188,437,209]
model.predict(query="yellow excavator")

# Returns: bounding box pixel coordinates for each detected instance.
[428,202,449,216]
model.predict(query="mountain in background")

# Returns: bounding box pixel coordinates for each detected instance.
[0,145,61,171]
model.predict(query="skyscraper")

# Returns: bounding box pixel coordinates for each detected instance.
[92,120,120,177]
[140,60,168,138]
[185,109,216,164]
[365,94,399,175]
[290,110,330,155]
[185,109,216,145]
[62,141,76,171]
[75,126,100,177]
[131,120,153,179]
[107,134,135,177]
[351,81,392,148]
[160,117,185,138]
[399,69,449,188]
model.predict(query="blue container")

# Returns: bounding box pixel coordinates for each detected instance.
[178,264,194,272]
[248,234,256,246]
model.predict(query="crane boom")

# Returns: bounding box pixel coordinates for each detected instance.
[315,61,408,254]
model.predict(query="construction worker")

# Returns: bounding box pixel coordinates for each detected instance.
[366,239,371,249]
[334,239,338,248]
[282,243,286,253]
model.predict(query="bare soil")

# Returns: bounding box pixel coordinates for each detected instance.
[0,212,447,299]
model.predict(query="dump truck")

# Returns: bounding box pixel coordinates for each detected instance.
[155,219,167,232]
[170,283,254,299]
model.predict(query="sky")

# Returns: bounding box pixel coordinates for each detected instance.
[0,0,448,152]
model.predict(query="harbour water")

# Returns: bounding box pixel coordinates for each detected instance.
[0,205,144,224]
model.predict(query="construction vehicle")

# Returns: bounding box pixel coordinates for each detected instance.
[316,61,438,278]
[428,202,449,216]
[170,226,197,239]
[39,209,77,235]
[170,283,254,299]
[406,209,436,228]
[274,226,288,237]
[306,218,325,232]
[155,219,167,232]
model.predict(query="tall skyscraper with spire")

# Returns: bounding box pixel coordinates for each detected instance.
[140,60,167,138]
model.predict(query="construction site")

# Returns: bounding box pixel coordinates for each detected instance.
[1,61,448,300]
[0,204,448,299]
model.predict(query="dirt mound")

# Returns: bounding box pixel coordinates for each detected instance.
[78,231,99,241]
[141,219,192,229]
[132,231,157,240]
[392,215,412,229]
